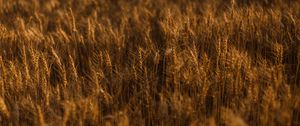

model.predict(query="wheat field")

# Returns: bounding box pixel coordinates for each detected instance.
[0,0,299,125]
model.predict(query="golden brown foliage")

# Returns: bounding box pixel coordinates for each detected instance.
[0,0,300,125]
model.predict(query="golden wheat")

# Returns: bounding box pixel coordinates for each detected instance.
[0,0,299,125]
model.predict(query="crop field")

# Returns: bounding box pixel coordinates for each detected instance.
[0,0,299,125]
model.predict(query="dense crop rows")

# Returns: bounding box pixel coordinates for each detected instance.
[0,0,299,125]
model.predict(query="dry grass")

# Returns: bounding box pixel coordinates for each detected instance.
[0,0,300,125]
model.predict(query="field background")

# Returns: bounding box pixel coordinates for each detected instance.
[0,0,300,125]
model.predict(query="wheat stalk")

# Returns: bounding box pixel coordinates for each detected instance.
[0,56,5,97]
[68,55,78,81]
[36,105,46,126]
[0,96,9,118]
[9,61,19,89]
[22,45,31,84]
[69,8,77,33]
[104,51,112,73]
